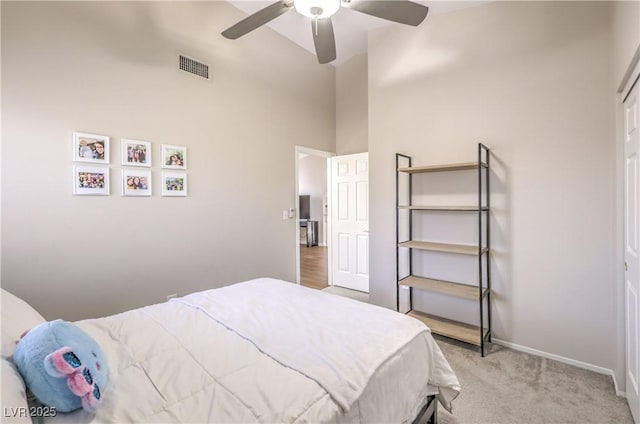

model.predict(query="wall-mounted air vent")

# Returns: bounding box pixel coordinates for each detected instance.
[179,55,209,79]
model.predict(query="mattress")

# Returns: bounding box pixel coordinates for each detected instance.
[41,278,459,423]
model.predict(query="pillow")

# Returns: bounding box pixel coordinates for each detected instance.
[1,289,46,358]
[0,358,31,423]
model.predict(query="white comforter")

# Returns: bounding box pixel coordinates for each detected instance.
[48,278,460,423]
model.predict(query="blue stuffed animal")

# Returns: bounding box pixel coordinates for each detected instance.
[13,320,108,413]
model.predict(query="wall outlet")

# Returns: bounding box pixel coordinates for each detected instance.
[167,293,177,301]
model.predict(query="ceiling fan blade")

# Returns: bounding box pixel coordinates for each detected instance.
[311,18,336,64]
[343,0,429,26]
[222,1,293,39]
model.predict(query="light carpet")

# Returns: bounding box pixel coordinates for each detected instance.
[319,286,632,423]
[321,286,370,303]
[436,337,633,424]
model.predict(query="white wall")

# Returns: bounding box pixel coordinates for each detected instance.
[613,1,640,87]
[298,154,327,245]
[336,54,368,155]
[369,1,623,385]
[1,1,335,321]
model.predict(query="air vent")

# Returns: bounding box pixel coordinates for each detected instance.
[179,55,209,79]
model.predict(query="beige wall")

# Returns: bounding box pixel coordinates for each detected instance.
[336,53,368,155]
[613,0,640,87]
[369,1,623,385]
[1,1,335,321]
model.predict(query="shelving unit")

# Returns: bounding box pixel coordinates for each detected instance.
[396,143,491,356]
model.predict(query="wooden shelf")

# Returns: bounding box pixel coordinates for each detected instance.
[398,205,488,211]
[399,275,481,300]
[408,310,482,346]
[398,162,487,174]
[398,240,488,256]
[395,147,491,356]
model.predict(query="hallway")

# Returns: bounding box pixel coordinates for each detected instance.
[299,245,327,290]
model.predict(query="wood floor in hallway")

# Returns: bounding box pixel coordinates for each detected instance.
[300,245,327,290]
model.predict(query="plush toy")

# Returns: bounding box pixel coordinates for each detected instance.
[12,320,108,413]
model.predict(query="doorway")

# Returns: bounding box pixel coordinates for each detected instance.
[295,146,334,289]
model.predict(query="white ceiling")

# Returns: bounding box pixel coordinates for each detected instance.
[226,1,485,66]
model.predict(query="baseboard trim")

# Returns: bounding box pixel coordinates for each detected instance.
[492,338,626,397]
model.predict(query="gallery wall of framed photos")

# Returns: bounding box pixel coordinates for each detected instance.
[71,131,189,197]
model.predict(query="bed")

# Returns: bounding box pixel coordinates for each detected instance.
[1,278,460,423]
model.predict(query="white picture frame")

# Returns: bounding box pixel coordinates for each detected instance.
[122,169,152,197]
[72,166,109,195]
[121,139,151,167]
[73,132,109,164]
[161,144,187,170]
[161,172,187,197]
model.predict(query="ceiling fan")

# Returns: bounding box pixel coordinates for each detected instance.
[222,0,429,64]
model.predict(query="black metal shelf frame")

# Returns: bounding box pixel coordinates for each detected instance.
[395,143,492,356]
[477,143,492,356]
[396,153,412,314]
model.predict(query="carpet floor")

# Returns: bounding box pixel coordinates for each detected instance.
[436,337,633,424]
[318,286,632,423]
[321,286,370,303]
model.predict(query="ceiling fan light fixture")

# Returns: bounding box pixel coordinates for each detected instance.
[294,0,340,19]
[222,0,429,64]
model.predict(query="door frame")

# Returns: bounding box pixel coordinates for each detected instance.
[619,47,640,415]
[294,145,335,285]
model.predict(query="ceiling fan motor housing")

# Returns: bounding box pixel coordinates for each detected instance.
[294,0,340,18]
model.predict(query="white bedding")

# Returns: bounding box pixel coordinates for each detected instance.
[44,278,459,423]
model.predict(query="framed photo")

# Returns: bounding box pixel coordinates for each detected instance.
[72,166,109,195]
[121,139,151,167]
[122,169,152,197]
[73,132,109,164]
[161,144,187,170]
[161,172,187,197]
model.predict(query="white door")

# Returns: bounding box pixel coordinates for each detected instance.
[330,153,369,292]
[625,78,640,424]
